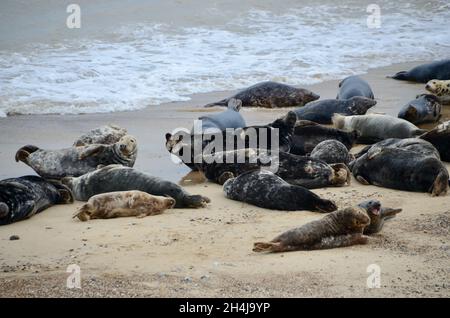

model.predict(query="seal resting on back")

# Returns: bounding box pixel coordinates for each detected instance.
[252,202,374,252]
[351,148,448,196]
[223,170,337,212]
[425,79,450,105]
[73,124,128,146]
[196,99,246,133]
[419,120,450,161]
[336,75,374,100]
[16,135,138,179]
[290,120,359,155]
[398,94,441,125]
[62,165,210,208]
[294,96,376,124]
[0,176,73,225]
[73,191,176,221]
[310,140,353,165]
[204,81,319,108]
[357,200,402,235]
[388,60,450,83]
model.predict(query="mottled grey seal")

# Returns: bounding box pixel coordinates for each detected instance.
[196,98,246,133]
[73,124,128,146]
[222,170,337,212]
[62,165,210,208]
[294,96,376,124]
[398,94,441,125]
[425,79,450,105]
[388,60,450,83]
[357,200,402,235]
[73,191,176,221]
[15,135,137,179]
[252,203,373,252]
[0,176,73,225]
[352,148,448,196]
[332,113,427,144]
[310,140,353,165]
[204,81,319,108]
[337,75,374,100]
[419,120,450,161]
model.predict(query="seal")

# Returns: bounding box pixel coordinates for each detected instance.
[419,120,450,161]
[73,124,128,146]
[351,148,448,196]
[310,140,353,165]
[73,191,176,221]
[388,60,450,83]
[398,94,441,125]
[425,79,450,105]
[16,135,138,179]
[357,200,402,235]
[204,81,319,108]
[196,98,246,133]
[196,149,351,188]
[62,164,210,208]
[290,120,359,155]
[223,170,337,212]
[332,113,427,144]
[336,75,374,100]
[294,96,376,124]
[252,203,372,253]
[0,176,73,225]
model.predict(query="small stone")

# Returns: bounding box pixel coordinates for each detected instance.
[9,235,20,240]
[182,276,192,283]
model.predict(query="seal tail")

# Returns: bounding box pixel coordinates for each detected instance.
[15,145,39,163]
[331,113,346,129]
[73,204,92,221]
[203,99,228,108]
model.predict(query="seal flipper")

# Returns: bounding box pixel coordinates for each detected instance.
[381,207,402,219]
[15,145,39,163]
[47,180,74,204]
[79,145,106,159]
[330,163,351,186]
[356,175,370,185]
[0,203,9,219]
[430,170,449,197]
[253,241,295,253]
[204,98,229,108]
[308,233,369,250]
[180,194,211,208]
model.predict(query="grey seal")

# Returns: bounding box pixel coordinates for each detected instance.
[310,140,353,165]
[73,124,128,146]
[398,94,441,125]
[357,200,402,235]
[419,120,450,161]
[388,60,450,83]
[196,98,246,133]
[337,75,374,100]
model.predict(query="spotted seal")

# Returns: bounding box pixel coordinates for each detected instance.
[419,120,450,161]
[425,79,450,105]
[73,124,128,146]
[388,60,450,83]
[398,94,441,125]
[337,75,374,100]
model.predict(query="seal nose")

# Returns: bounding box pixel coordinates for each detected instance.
[425,84,430,90]
[120,144,126,151]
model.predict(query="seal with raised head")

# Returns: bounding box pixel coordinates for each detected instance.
[204,81,319,108]
[398,94,441,125]
[357,200,402,235]
[294,96,376,124]
[196,98,246,133]
[332,113,427,144]
[336,75,374,100]
[425,79,450,105]
[419,120,450,161]
[388,60,450,83]
[223,170,337,212]
[0,176,73,225]
[16,135,138,179]
[252,202,373,253]
[73,124,128,146]
[290,120,359,155]
[310,140,353,165]
[352,148,448,196]
[62,165,210,208]
[73,191,176,221]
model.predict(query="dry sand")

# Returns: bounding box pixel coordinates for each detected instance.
[0,62,449,297]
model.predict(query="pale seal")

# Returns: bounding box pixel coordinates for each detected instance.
[337,75,374,100]
[73,124,128,146]
[196,98,246,133]
[425,79,450,105]
[398,94,441,125]
[388,60,450,83]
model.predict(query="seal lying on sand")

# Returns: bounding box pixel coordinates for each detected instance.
[252,202,374,252]
[223,170,337,212]
[62,165,210,208]
[73,124,128,146]
[357,200,402,235]
[310,140,353,165]
[425,79,450,105]
[16,135,137,179]
[398,94,441,125]
[0,176,73,225]
[388,60,450,83]
[204,81,319,108]
[332,113,427,144]
[73,191,175,221]
[294,96,376,124]
[196,149,350,188]
[196,99,246,133]
[291,120,359,155]
[419,121,450,161]
[337,76,374,100]
[352,148,448,196]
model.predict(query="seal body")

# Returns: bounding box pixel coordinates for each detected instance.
[74,191,176,221]
[294,96,376,124]
[389,60,450,83]
[73,124,128,146]
[357,200,402,235]
[337,76,374,100]
[352,148,448,196]
[253,204,371,252]
[291,120,358,155]
[0,176,73,225]
[398,94,441,124]
[196,99,246,133]
[425,79,450,104]
[62,165,210,208]
[15,135,138,179]
[204,81,319,108]
[223,170,337,212]
[310,140,353,165]
[419,121,450,161]
[333,113,426,144]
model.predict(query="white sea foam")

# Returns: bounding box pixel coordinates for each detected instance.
[0,1,449,116]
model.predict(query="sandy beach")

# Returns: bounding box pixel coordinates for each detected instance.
[0,61,449,297]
